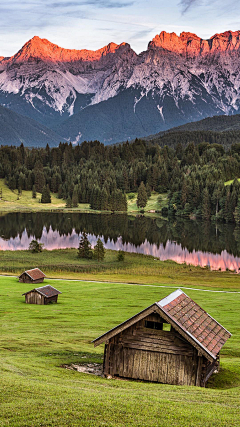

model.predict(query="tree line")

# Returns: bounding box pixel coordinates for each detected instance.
[1,136,240,221]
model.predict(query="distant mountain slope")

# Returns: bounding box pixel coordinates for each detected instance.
[167,114,240,133]
[2,31,240,144]
[0,105,63,146]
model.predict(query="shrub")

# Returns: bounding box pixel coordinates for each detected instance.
[29,239,44,253]
[117,250,125,261]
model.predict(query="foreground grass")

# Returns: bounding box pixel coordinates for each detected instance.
[0,276,240,426]
[0,248,240,291]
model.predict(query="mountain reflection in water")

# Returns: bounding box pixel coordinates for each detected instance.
[0,212,240,272]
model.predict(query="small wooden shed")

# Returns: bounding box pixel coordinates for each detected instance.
[19,268,45,284]
[22,285,61,305]
[93,289,231,387]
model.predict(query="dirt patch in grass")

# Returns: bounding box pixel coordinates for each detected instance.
[63,363,103,376]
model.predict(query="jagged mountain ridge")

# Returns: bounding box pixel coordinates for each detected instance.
[1,30,240,144]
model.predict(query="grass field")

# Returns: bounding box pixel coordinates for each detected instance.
[0,275,240,426]
[0,179,167,214]
[127,192,168,212]
[1,248,240,291]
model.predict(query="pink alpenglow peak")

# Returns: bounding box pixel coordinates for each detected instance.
[8,36,129,64]
[2,29,240,144]
[148,30,240,56]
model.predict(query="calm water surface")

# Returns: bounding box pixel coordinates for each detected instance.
[0,212,240,272]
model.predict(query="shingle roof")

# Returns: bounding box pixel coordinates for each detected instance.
[157,289,231,358]
[35,285,61,297]
[23,285,61,298]
[20,268,45,281]
[93,289,231,360]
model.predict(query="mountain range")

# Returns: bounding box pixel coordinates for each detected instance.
[1,30,240,145]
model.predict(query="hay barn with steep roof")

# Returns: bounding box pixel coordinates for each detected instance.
[19,268,45,284]
[93,289,231,387]
[22,285,61,305]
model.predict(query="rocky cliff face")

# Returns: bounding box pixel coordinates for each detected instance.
[1,31,240,144]
[148,30,240,55]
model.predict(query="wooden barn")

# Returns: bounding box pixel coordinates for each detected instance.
[19,268,45,284]
[93,289,231,387]
[22,285,61,305]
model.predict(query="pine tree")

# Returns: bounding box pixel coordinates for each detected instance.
[234,198,240,224]
[78,231,92,259]
[202,188,211,221]
[65,196,72,208]
[32,185,36,199]
[137,181,148,209]
[146,183,151,198]
[93,238,105,261]
[41,185,51,203]
[72,186,78,207]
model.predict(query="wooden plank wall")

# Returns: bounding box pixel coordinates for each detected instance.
[104,314,202,386]
[25,291,44,305]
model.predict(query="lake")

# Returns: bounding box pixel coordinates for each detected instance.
[0,212,240,272]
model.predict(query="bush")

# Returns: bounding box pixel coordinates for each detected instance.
[117,250,125,261]
[29,239,44,253]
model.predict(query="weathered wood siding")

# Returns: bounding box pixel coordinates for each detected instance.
[19,273,44,284]
[25,291,44,305]
[104,313,204,386]
[25,292,58,305]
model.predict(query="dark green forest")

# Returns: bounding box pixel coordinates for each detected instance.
[1,134,240,222]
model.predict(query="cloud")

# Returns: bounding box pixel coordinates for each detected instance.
[50,0,134,9]
[129,28,155,41]
[179,0,200,14]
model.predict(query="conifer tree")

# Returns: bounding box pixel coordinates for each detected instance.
[78,231,92,259]
[146,183,151,198]
[137,181,148,209]
[202,188,211,221]
[32,185,36,199]
[72,186,78,207]
[234,198,240,224]
[41,185,51,203]
[66,196,72,208]
[93,237,105,261]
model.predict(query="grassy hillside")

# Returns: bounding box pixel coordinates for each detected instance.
[0,276,239,426]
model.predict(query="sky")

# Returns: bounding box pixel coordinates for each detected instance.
[1,0,240,57]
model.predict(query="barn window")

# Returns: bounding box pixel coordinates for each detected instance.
[145,321,163,330]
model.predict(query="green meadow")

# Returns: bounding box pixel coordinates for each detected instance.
[0,179,166,214]
[0,273,240,426]
[0,248,240,290]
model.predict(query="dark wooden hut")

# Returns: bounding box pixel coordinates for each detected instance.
[19,268,45,284]
[22,285,61,305]
[93,289,231,387]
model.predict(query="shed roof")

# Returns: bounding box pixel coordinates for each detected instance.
[23,285,61,298]
[19,268,45,281]
[93,289,231,361]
